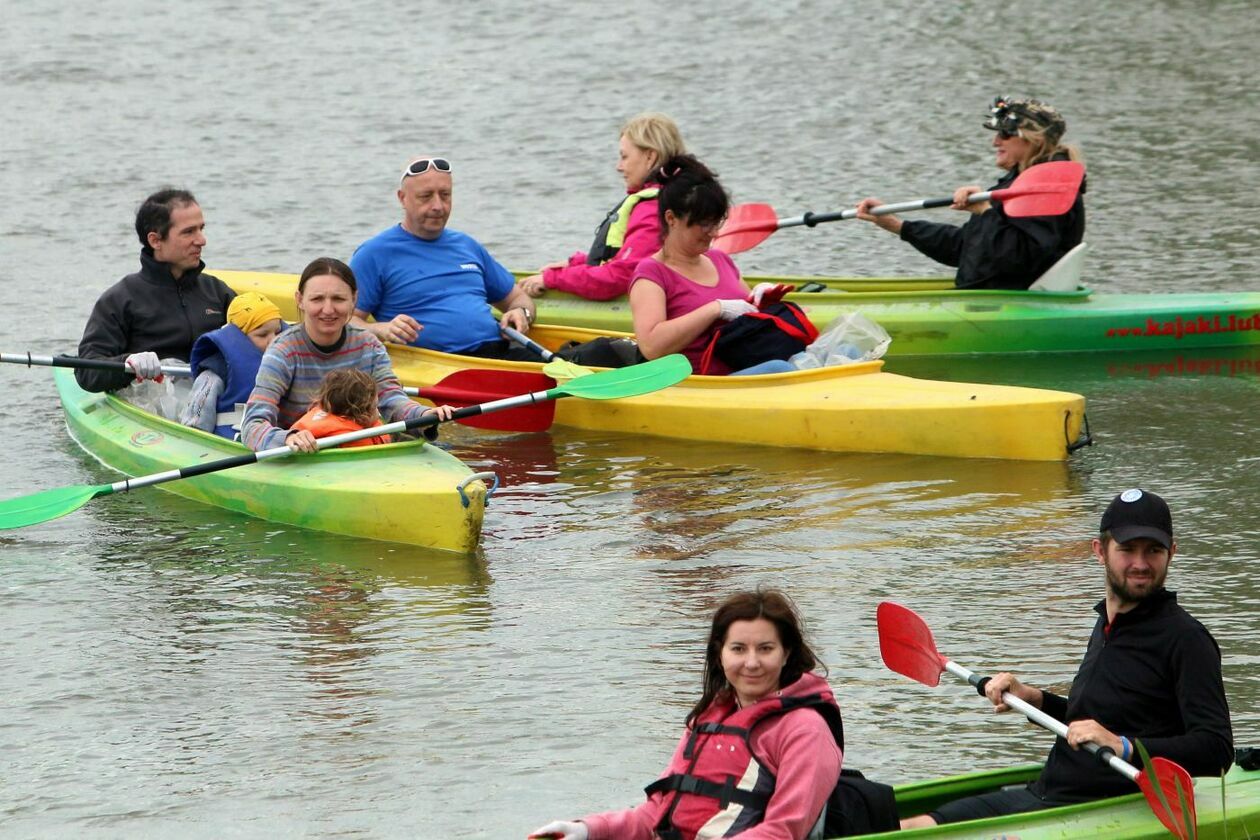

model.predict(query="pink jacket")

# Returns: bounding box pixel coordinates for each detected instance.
[580,677,843,840]
[542,187,662,300]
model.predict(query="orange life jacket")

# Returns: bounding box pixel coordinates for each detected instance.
[290,407,389,447]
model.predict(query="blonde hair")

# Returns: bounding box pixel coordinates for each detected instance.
[315,368,379,428]
[1017,120,1084,169]
[620,112,686,171]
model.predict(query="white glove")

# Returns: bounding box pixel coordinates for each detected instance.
[750,282,777,306]
[125,351,163,381]
[528,820,588,840]
[717,299,758,321]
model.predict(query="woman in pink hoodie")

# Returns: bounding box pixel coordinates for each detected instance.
[530,589,843,840]
[518,113,687,301]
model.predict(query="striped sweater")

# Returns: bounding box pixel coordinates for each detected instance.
[241,323,426,451]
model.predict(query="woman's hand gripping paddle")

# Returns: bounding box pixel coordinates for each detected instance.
[714,160,1086,255]
[0,355,692,531]
[0,352,554,433]
[875,601,1197,840]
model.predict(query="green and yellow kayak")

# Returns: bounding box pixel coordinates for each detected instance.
[871,761,1259,839]
[217,269,1260,358]
[55,368,489,552]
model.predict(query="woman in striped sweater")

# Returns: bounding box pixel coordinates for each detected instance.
[240,257,452,452]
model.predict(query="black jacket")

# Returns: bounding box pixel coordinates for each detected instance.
[899,158,1086,290]
[75,251,236,392]
[1032,588,1234,803]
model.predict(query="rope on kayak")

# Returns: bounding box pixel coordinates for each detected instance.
[1067,412,1093,454]
[457,472,500,509]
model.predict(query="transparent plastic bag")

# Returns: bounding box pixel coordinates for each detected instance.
[116,359,193,420]
[789,311,891,369]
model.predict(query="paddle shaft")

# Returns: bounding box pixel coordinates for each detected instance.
[777,192,993,229]
[944,659,1139,782]
[101,386,561,496]
[3,352,442,400]
[500,326,555,362]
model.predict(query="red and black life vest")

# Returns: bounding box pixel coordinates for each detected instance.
[645,672,844,840]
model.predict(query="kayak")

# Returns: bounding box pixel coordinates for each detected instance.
[214,273,1089,461]
[54,368,489,552]
[865,761,1260,838]
[213,269,1260,358]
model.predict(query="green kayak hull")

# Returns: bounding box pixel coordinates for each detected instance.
[527,283,1260,357]
[54,368,487,552]
[869,762,1260,839]
[211,269,1260,357]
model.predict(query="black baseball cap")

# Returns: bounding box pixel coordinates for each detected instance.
[1100,488,1173,549]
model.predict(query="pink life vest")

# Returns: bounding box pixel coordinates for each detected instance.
[645,672,844,839]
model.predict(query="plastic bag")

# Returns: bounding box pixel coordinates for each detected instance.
[117,359,193,420]
[789,311,891,369]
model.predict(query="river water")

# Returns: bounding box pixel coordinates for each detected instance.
[2,1,1258,837]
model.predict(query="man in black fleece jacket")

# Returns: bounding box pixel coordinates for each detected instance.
[76,188,235,392]
[903,488,1233,828]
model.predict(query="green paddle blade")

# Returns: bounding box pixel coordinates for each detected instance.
[553,354,690,400]
[0,483,114,530]
[541,358,593,381]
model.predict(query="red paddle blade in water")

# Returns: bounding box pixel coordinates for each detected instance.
[1136,756,1198,840]
[418,368,556,433]
[712,203,780,254]
[994,160,1086,218]
[876,601,949,687]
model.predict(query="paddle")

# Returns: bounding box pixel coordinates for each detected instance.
[875,601,1196,839]
[0,354,692,531]
[499,327,593,380]
[0,352,553,433]
[713,160,1086,255]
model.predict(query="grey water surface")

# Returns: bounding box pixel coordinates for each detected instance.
[2,1,1259,837]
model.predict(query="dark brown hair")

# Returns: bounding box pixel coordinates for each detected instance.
[655,154,730,232]
[314,368,379,427]
[135,188,197,249]
[298,256,357,295]
[686,587,824,728]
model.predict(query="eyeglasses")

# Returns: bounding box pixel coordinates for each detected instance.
[399,158,452,186]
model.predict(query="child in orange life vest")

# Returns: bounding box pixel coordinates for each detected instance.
[289,368,391,448]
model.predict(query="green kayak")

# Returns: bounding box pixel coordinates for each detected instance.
[212,269,1260,358]
[54,368,489,552]
[524,282,1260,357]
[863,761,1259,838]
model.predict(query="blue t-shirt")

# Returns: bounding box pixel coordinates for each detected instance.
[349,225,516,353]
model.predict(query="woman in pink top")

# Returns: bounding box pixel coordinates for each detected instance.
[518,113,686,301]
[628,155,795,376]
[529,588,844,840]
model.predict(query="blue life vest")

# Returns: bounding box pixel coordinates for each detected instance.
[189,324,263,439]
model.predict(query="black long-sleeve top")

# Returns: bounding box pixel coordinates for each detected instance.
[899,158,1086,290]
[75,251,235,392]
[1031,588,1234,803]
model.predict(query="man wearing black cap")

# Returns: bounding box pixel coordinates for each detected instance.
[902,488,1234,828]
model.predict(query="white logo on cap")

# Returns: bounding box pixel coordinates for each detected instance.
[1121,488,1144,503]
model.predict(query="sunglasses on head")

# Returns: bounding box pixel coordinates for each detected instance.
[400,158,452,185]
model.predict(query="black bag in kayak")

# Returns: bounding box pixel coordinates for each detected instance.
[555,336,644,368]
[824,768,899,837]
[698,301,818,374]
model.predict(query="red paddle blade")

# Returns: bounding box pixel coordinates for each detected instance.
[420,368,556,433]
[712,203,780,254]
[993,160,1085,218]
[876,601,949,687]
[1135,757,1197,840]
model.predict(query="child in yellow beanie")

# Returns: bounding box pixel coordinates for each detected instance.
[179,292,285,438]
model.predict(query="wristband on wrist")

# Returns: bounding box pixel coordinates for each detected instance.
[1119,736,1132,762]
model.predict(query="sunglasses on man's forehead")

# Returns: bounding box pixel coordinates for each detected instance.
[400,158,452,185]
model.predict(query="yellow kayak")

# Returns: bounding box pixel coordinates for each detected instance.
[217,270,1088,461]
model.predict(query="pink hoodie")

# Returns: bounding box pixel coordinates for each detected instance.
[541,187,662,300]
[579,674,843,840]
